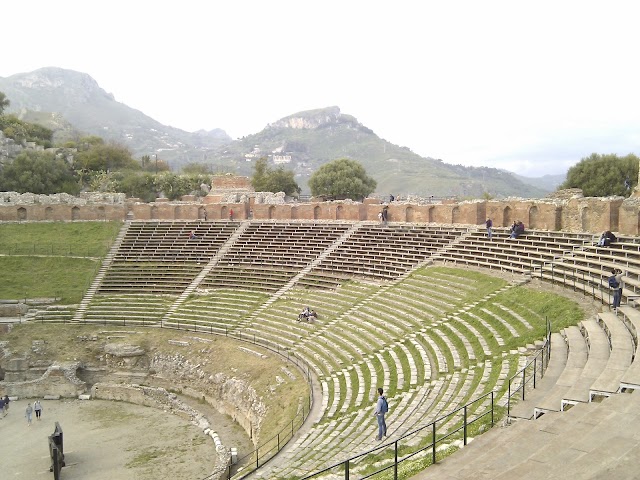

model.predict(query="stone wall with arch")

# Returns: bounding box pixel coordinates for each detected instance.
[2,191,640,235]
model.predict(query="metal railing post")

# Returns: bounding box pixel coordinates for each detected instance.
[432,421,437,464]
[463,405,468,445]
[394,441,399,479]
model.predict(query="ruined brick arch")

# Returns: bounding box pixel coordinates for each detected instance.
[291,206,298,220]
[452,207,461,224]
[428,206,435,223]
[405,206,414,222]
[610,203,620,232]
[528,206,539,229]
[268,206,276,219]
[174,206,183,219]
[313,206,321,220]
[336,205,344,220]
[71,206,80,220]
[45,207,54,221]
[555,207,563,230]
[97,206,106,221]
[198,206,206,220]
[581,207,590,231]
[220,206,228,219]
[503,206,512,227]
[17,207,27,221]
[150,206,158,220]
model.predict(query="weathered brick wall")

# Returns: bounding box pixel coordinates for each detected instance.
[211,175,254,191]
[2,191,640,234]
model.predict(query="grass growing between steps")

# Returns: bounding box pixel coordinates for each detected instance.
[0,221,122,257]
[0,256,100,303]
[491,286,584,351]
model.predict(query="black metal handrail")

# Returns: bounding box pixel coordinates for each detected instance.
[299,390,495,480]
[506,318,552,417]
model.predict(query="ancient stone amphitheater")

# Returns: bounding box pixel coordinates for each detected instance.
[16,219,640,479]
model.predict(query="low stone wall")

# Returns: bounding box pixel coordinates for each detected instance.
[91,383,230,479]
[1,190,640,234]
[0,362,86,398]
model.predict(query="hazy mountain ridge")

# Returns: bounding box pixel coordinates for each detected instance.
[0,67,231,160]
[0,68,551,198]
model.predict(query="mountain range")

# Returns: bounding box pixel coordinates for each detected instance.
[0,67,563,197]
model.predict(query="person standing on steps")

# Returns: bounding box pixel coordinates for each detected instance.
[610,268,625,310]
[374,387,388,441]
[485,218,493,239]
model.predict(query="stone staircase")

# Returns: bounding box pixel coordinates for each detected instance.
[71,221,131,322]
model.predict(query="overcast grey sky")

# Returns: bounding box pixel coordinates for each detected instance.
[2,0,639,177]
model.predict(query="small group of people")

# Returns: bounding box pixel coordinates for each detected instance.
[509,220,525,239]
[597,230,617,247]
[378,208,389,224]
[297,306,318,322]
[24,400,43,426]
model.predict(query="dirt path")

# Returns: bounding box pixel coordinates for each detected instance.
[2,398,221,480]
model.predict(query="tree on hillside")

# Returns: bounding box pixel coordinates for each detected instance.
[0,150,79,194]
[0,92,9,115]
[0,114,53,147]
[251,157,300,196]
[308,158,377,200]
[560,153,639,197]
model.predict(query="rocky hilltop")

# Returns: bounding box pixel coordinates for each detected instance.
[0,68,550,197]
[0,67,231,163]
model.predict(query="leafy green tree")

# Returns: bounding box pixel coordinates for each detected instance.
[119,172,156,202]
[0,150,79,194]
[560,153,639,197]
[308,158,377,200]
[182,162,213,175]
[251,157,300,196]
[0,91,9,115]
[73,143,140,177]
[0,114,53,147]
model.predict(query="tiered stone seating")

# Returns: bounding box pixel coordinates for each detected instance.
[201,222,351,291]
[536,235,640,304]
[115,220,238,262]
[309,224,469,281]
[439,229,593,274]
[163,289,269,334]
[251,268,543,479]
[68,220,613,478]
[83,293,174,325]
[98,221,239,293]
[33,304,78,323]
[414,390,640,480]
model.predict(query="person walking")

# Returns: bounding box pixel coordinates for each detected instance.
[34,400,43,420]
[374,387,388,441]
[25,403,33,426]
[485,218,493,239]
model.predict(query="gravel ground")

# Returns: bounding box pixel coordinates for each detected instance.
[2,398,222,480]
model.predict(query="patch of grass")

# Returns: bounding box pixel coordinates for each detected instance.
[0,256,99,303]
[126,447,167,468]
[0,221,121,257]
